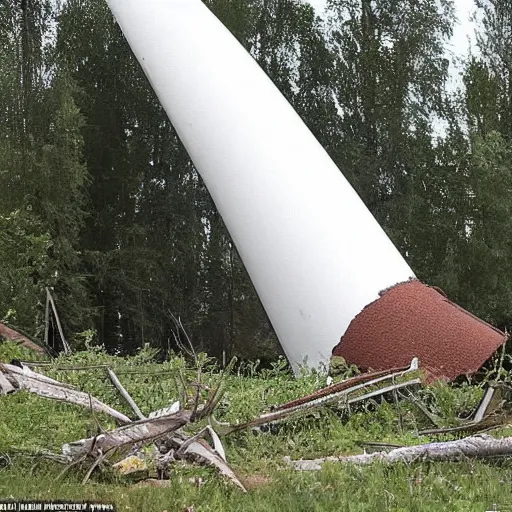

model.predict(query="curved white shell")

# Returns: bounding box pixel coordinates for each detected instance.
[106,0,414,372]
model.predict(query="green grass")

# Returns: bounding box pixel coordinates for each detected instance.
[0,342,511,511]
[1,455,511,511]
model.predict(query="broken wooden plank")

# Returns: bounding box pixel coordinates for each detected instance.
[474,387,496,423]
[207,425,226,462]
[284,433,512,469]
[0,362,131,424]
[174,425,226,463]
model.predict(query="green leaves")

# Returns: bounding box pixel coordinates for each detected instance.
[0,210,52,327]
[0,1,92,340]
[3,0,512,356]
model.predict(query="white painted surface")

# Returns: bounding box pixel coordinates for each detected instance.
[106,0,415,372]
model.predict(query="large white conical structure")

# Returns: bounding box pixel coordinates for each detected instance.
[106,0,415,372]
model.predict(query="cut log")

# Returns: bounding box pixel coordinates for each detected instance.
[284,434,512,469]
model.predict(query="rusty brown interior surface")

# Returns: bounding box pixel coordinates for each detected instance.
[0,322,46,354]
[332,280,508,381]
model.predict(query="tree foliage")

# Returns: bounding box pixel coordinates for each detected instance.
[1,0,512,359]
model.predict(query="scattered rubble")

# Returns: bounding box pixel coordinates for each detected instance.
[2,354,512,491]
[0,359,245,490]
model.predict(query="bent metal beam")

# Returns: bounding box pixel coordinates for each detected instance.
[106,0,506,377]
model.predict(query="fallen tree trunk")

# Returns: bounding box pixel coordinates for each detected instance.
[62,410,192,459]
[0,363,131,425]
[284,434,512,470]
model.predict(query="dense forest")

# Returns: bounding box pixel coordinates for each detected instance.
[1,0,512,361]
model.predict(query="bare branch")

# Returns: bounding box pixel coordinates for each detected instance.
[168,311,197,362]
[107,368,146,420]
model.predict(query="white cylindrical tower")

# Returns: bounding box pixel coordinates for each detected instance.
[106,0,415,372]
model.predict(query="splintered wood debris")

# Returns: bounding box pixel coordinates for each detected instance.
[2,356,512,487]
[0,360,244,489]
